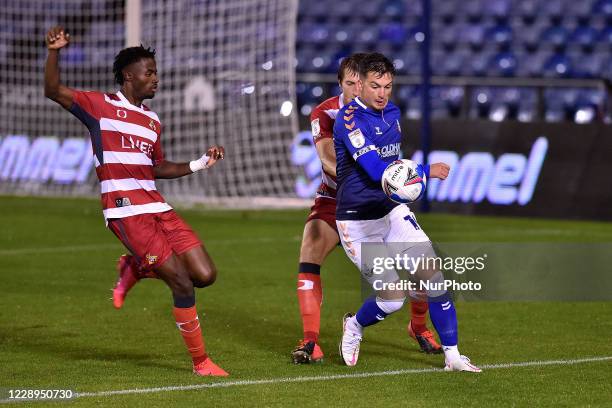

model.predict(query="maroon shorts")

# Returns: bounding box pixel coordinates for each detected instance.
[108,210,201,270]
[306,196,338,233]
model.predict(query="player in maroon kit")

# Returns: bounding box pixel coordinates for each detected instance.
[44,26,228,376]
[292,54,442,364]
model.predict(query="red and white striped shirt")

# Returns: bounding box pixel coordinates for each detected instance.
[70,90,172,222]
[310,94,344,199]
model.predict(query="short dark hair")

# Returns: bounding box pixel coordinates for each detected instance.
[113,45,156,85]
[338,53,368,82]
[358,52,395,79]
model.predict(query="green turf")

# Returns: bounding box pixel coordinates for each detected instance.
[1,196,611,407]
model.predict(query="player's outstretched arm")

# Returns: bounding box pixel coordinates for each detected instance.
[44,26,74,110]
[315,138,336,177]
[154,146,225,179]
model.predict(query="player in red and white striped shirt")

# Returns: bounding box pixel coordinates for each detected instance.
[44,26,227,377]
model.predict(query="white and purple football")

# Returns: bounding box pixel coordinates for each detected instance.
[381,159,427,204]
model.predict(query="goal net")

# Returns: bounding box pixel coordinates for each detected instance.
[0,0,300,206]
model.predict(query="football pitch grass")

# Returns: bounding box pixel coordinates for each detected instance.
[1,196,611,407]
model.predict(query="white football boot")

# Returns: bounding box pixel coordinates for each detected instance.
[444,355,482,372]
[339,313,362,366]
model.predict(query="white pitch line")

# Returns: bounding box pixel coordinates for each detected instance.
[0,236,301,256]
[56,356,612,400]
[0,356,609,404]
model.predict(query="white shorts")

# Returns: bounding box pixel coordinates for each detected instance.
[336,205,431,286]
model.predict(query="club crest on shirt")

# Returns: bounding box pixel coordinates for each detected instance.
[348,128,365,148]
[149,119,157,131]
[311,118,320,137]
[145,254,158,265]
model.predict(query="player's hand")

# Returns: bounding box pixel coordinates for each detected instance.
[46,27,70,50]
[429,162,450,180]
[205,145,225,168]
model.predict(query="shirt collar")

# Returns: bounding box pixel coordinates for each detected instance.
[354,96,368,110]
[116,91,143,109]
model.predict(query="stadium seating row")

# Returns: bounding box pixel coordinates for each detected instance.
[296,82,607,123]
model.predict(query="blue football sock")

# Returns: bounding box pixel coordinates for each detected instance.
[428,292,458,346]
[355,297,388,327]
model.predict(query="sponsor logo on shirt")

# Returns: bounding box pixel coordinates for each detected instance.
[377,142,401,158]
[115,197,132,207]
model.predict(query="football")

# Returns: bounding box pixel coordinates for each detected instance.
[381,159,427,203]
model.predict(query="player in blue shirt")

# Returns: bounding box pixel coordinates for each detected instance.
[334,53,481,372]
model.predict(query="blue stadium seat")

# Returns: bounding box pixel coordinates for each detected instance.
[515,88,538,122]
[379,22,408,47]
[381,0,405,22]
[568,0,594,25]
[570,26,599,51]
[404,1,423,19]
[392,49,420,76]
[464,24,486,51]
[489,88,518,121]
[354,24,378,47]
[309,24,331,45]
[485,0,511,23]
[465,0,484,23]
[515,51,547,77]
[329,2,353,21]
[571,52,605,78]
[325,22,349,46]
[542,53,573,77]
[326,47,352,75]
[295,47,316,73]
[436,1,457,23]
[600,26,612,45]
[438,51,467,76]
[355,1,384,22]
[296,82,324,106]
[301,1,329,22]
[390,86,405,111]
[489,51,518,77]
[542,0,564,24]
[604,55,612,80]
[440,86,465,117]
[395,85,414,111]
[593,0,612,20]
[470,87,495,118]
[488,24,513,49]
[574,89,606,123]
[439,24,460,51]
[517,0,539,25]
[520,22,547,52]
[544,88,579,122]
[296,22,315,45]
[541,25,570,51]
[469,50,495,76]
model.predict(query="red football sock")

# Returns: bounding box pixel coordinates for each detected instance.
[173,306,208,365]
[297,272,322,343]
[410,299,429,335]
